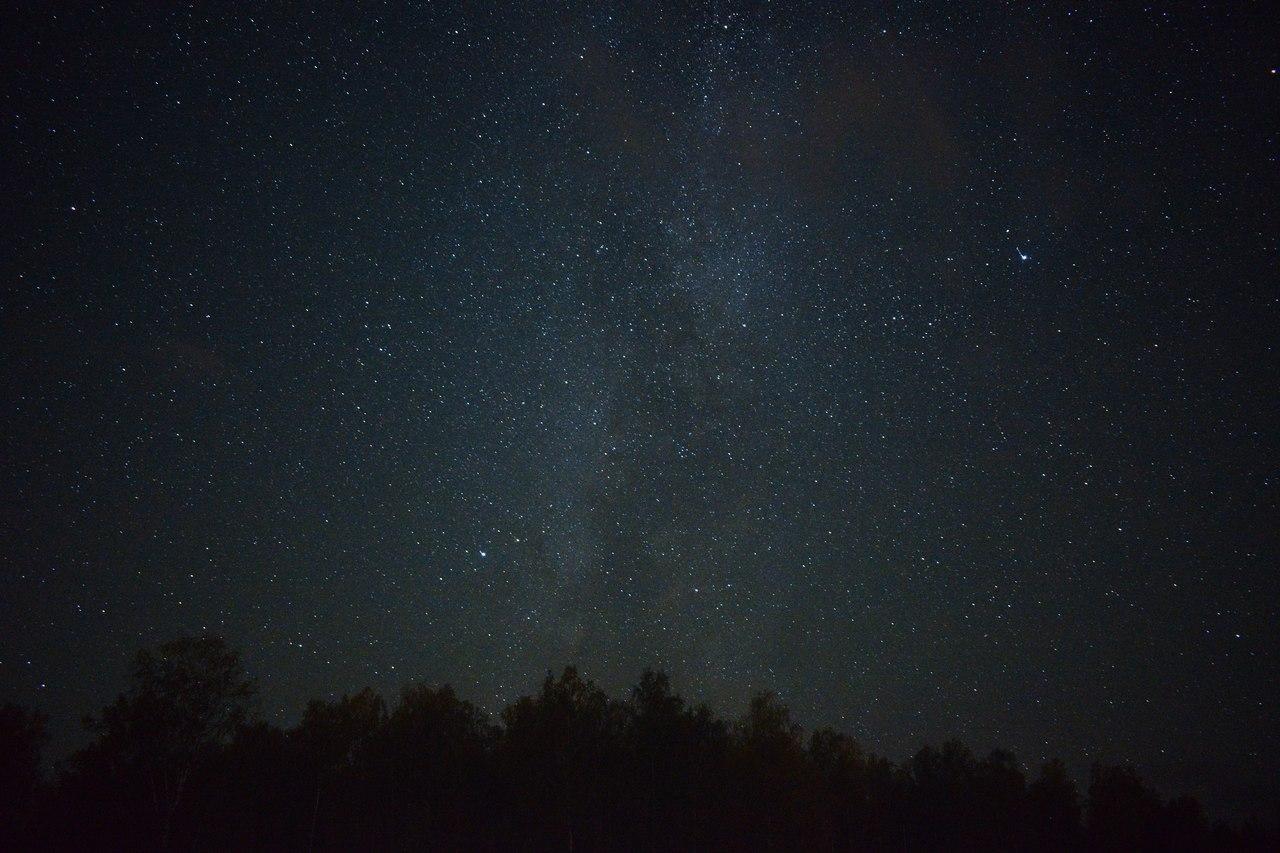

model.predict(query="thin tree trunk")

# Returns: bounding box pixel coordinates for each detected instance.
[308,777,322,853]
[161,766,189,851]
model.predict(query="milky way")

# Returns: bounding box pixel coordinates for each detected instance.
[2,2,1275,818]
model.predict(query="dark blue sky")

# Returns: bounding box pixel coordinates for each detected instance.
[2,1,1276,819]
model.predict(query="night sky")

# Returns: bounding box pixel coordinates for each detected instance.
[2,1,1276,819]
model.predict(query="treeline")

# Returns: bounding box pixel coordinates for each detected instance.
[0,636,1274,851]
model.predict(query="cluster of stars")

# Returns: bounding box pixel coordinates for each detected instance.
[1,0,1275,822]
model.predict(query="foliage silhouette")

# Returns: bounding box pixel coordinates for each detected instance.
[7,636,1277,851]
[58,635,254,849]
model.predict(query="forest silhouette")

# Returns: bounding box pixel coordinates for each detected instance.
[1,636,1275,851]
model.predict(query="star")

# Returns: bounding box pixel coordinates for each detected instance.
[4,1,1273,828]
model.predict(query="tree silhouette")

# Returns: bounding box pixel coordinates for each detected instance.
[65,635,254,850]
[11,636,1277,851]
[731,693,810,848]
[371,682,498,846]
[1027,758,1083,850]
[628,669,729,850]
[499,666,630,851]
[294,687,386,849]
[1087,762,1164,852]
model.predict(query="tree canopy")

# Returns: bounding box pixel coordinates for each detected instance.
[5,636,1276,851]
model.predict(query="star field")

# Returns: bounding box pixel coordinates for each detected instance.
[2,1,1276,819]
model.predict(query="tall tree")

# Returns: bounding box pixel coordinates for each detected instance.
[1026,758,1083,850]
[293,688,387,850]
[1087,762,1163,852]
[76,635,254,850]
